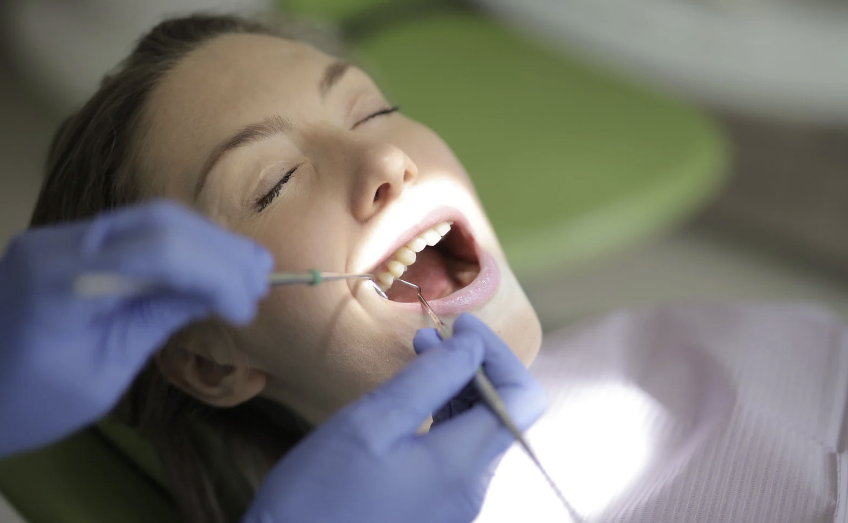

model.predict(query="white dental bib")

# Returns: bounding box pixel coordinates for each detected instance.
[476,303,848,523]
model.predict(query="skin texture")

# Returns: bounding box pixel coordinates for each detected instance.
[138,33,542,425]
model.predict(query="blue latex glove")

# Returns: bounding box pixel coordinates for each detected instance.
[413,324,484,424]
[0,201,272,458]
[244,313,546,523]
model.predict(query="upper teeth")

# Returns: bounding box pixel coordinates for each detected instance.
[376,221,452,292]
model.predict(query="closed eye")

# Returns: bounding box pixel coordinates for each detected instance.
[253,106,398,212]
[352,105,400,130]
[256,164,299,212]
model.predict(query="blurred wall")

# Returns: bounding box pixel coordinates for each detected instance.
[2,0,271,112]
[0,0,272,244]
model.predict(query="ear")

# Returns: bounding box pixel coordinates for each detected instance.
[156,323,266,408]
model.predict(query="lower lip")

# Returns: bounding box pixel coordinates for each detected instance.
[387,245,500,316]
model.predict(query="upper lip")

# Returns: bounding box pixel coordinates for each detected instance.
[352,206,469,274]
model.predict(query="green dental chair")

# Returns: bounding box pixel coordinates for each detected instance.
[0,3,725,521]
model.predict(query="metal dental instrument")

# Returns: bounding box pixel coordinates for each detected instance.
[394,278,579,519]
[74,270,379,297]
[267,271,375,286]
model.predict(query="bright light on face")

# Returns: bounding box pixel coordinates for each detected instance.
[352,174,490,273]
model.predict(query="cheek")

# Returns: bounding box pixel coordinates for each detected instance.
[248,195,350,271]
[474,269,543,367]
[501,303,543,366]
[244,289,419,413]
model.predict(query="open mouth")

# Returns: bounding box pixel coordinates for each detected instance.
[372,220,482,303]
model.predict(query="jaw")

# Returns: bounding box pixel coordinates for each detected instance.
[254,225,541,427]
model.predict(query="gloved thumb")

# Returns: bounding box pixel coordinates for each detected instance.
[413,328,442,355]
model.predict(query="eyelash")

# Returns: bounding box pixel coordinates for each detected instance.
[255,105,400,212]
[352,105,400,129]
[256,165,298,212]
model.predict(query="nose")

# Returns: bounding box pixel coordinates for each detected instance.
[349,141,418,222]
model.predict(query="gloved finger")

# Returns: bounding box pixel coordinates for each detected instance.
[95,232,259,324]
[342,332,485,450]
[82,201,273,296]
[125,200,273,297]
[413,328,441,355]
[97,294,211,373]
[453,313,532,388]
[416,329,480,423]
[422,313,548,471]
[436,374,547,441]
[90,229,267,324]
[431,380,480,424]
[418,316,536,425]
[82,201,259,258]
[419,406,514,487]
[422,393,546,481]
[467,367,547,437]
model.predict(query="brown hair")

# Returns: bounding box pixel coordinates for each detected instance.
[29,13,342,523]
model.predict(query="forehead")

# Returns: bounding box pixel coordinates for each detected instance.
[139,33,335,197]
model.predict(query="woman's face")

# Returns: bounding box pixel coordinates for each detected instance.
[140,33,541,423]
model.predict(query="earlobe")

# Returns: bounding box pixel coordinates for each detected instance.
[155,325,266,408]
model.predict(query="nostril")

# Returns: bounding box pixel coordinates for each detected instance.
[374,182,391,203]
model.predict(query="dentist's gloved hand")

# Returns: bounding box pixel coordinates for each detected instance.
[245,313,546,523]
[0,201,272,458]
[413,318,489,424]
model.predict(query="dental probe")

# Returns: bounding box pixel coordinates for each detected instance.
[267,271,375,286]
[74,270,377,297]
[393,278,580,520]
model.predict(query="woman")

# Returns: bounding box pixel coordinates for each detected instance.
[31,12,541,523]
[31,12,847,523]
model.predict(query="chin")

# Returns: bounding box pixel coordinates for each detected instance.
[477,261,542,367]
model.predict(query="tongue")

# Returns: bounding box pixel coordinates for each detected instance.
[386,248,455,302]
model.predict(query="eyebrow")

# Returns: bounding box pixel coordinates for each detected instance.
[319,61,350,98]
[193,115,292,200]
[193,60,352,201]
